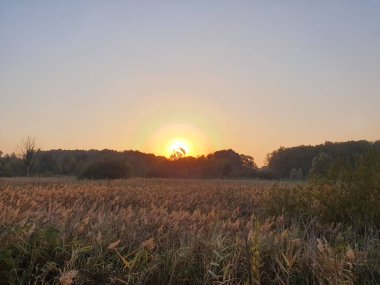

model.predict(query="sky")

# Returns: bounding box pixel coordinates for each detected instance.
[1,1,379,166]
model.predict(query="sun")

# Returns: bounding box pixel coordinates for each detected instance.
[166,138,191,158]
[145,123,215,158]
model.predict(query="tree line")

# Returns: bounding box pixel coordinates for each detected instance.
[267,140,380,179]
[0,142,258,179]
[0,139,379,179]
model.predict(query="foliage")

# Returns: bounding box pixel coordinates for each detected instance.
[265,149,380,229]
[309,152,333,179]
[310,150,380,227]
[289,168,303,180]
[2,140,379,180]
[80,159,129,180]
[267,140,379,178]
[0,153,24,177]
[0,148,258,179]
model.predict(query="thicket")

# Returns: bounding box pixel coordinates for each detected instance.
[268,150,380,227]
[79,160,129,180]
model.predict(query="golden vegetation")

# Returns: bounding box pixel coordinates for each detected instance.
[0,178,379,284]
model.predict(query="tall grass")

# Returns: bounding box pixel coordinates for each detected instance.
[0,178,379,284]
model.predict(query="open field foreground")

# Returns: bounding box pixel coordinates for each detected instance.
[0,178,379,284]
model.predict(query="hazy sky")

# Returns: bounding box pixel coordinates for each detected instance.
[1,1,379,165]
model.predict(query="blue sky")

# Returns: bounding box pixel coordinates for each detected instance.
[1,1,379,165]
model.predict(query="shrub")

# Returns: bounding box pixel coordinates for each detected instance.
[311,150,380,227]
[79,159,129,180]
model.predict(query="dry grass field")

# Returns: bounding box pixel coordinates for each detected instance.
[0,178,379,284]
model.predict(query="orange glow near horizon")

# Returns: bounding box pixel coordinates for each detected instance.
[145,123,214,158]
[166,138,191,157]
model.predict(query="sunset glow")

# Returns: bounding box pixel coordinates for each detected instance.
[0,1,379,166]
[144,123,214,158]
[167,139,191,157]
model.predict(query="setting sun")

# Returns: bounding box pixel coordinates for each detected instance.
[166,138,191,158]
[144,123,214,158]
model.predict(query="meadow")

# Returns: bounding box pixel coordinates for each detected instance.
[0,178,379,285]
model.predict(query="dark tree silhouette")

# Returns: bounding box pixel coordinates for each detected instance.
[17,136,36,176]
[170,147,186,160]
[1,140,377,179]
[266,140,378,178]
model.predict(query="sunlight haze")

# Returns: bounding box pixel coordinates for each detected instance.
[1,1,379,165]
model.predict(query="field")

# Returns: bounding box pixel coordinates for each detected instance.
[0,178,379,284]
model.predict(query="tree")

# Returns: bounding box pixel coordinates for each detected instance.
[309,152,333,179]
[17,136,36,176]
[170,147,186,160]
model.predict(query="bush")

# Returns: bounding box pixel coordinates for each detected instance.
[311,150,380,227]
[79,160,129,180]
